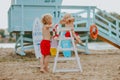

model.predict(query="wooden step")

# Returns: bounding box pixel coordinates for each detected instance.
[55,68,81,72]
[56,57,77,61]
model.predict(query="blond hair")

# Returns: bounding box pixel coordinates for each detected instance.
[41,14,52,25]
[60,13,74,24]
[63,13,72,20]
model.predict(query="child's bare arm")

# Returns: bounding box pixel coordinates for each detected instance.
[72,31,77,39]
[45,24,52,28]
[72,31,83,45]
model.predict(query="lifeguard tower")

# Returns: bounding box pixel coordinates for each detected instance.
[8,0,120,55]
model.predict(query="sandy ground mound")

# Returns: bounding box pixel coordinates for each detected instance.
[0,48,120,80]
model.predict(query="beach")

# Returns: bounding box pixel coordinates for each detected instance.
[0,46,120,80]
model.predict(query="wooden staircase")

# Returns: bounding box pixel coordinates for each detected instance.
[94,8,120,49]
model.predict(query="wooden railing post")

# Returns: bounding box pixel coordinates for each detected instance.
[116,21,119,40]
[108,23,111,37]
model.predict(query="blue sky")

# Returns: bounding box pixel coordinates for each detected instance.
[0,0,120,29]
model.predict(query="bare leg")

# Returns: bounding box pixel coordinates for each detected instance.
[44,55,50,72]
[40,55,46,73]
[38,57,40,67]
[74,40,77,45]
[76,36,84,46]
[72,32,83,46]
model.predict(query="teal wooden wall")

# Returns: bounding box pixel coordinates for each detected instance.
[8,0,62,32]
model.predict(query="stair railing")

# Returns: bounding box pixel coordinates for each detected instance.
[94,8,120,41]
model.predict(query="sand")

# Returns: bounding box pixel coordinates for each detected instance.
[0,48,120,80]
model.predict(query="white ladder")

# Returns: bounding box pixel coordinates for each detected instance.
[53,27,82,73]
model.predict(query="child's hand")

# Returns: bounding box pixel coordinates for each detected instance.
[54,37,59,40]
[53,34,59,40]
[53,24,58,32]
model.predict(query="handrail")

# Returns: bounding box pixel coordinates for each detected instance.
[95,7,120,41]
[95,14,117,29]
[96,8,120,22]
[96,14,117,35]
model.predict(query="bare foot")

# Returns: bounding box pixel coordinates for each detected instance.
[78,41,84,46]
[40,68,46,73]
[44,67,49,72]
